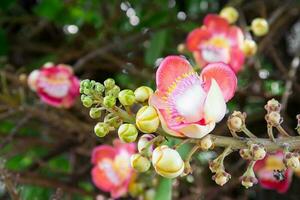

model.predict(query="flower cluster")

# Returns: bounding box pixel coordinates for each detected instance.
[77,8,300,199]
[28,63,80,108]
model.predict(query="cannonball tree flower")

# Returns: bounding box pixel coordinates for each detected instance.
[91,139,136,199]
[254,151,293,193]
[28,63,80,108]
[149,56,237,138]
[186,14,245,73]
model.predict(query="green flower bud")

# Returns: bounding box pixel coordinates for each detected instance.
[94,122,110,137]
[118,124,138,143]
[80,79,90,89]
[134,86,153,102]
[104,78,115,90]
[83,88,91,95]
[82,96,93,108]
[118,89,135,106]
[94,82,105,93]
[103,96,116,108]
[130,154,151,172]
[89,107,102,119]
[106,85,120,97]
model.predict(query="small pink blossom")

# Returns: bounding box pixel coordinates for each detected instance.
[28,63,80,108]
[186,14,245,73]
[150,56,237,138]
[254,151,293,193]
[91,140,136,199]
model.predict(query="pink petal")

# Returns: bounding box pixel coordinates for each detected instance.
[227,26,244,47]
[149,92,185,137]
[193,51,207,68]
[156,56,193,93]
[200,62,237,101]
[27,70,40,91]
[186,27,212,51]
[229,48,245,73]
[91,145,116,164]
[91,166,116,192]
[204,14,229,34]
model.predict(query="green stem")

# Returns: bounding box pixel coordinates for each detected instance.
[267,125,276,142]
[275,125,290,137]
[242,127,257,138]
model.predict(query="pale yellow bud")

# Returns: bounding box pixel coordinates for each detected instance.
[213,171,231,186]
[130,154,151,172]
[285,153,300,170]
[152,145,184,178]
[177,43,186,53]
[251,18,269,36]
[138,134,155,156]
[268,112,281,125]
[242,39,257,56]
[250,144,266,161]
[219,7,239,24]
[134,86,153,102]
[118,124,138,143]
[242,180,254,188]
[200,135,213,150]
[136,106,160,133]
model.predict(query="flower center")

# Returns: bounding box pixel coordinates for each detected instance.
[174,84,205,123]
[40,75,70,98]
[98,159,121,185]
[200,36,230,63]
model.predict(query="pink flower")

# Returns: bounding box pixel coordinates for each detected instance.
[91,140,136,199]
[186,14,245,73]
[149,56,237,138]
[254,151,293,193]
[28,63,80,108]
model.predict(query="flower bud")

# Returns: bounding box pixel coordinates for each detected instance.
[80,79,91,89]
[284,152,300,170]
[200,135,213,150]
[239,149,253,160]
[144,189,155,200]
[212,170,231,186]
[94,122,110,137]
[134,86,153,102]
[106,85,120,97]
[118,124,138,143]
[219,7,239,24]
[118,89,135,106]
[251,18,269,36]
[103,95,116,108]
[130,154,151,172]
[89,107,102,119]
[265,98,281,112]
[28,70,40,91]
[94,82,105,93]
[152,145,184,178]
[177,43,186,53]
[250,144,266,161]
[227,111,245,132]
[136,106,160,133]
[104,78,115,90]
[241,176,258,188]
[267,111,281,126]
[138,134,156,156]
[82,96,93,108]
[242,39,257,56]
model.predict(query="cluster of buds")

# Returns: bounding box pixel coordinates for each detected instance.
[130,135,185,179]
[241,162,258,188]
[265,99,282,127]
[80,78,160,143]
[240,144,266,161]
[209,148,232,186]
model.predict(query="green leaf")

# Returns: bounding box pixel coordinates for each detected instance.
[154,177,172,200]
[145,30,167,66]
[34,0,64,21]
[0,0,16,10]
[20,185,52,200]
